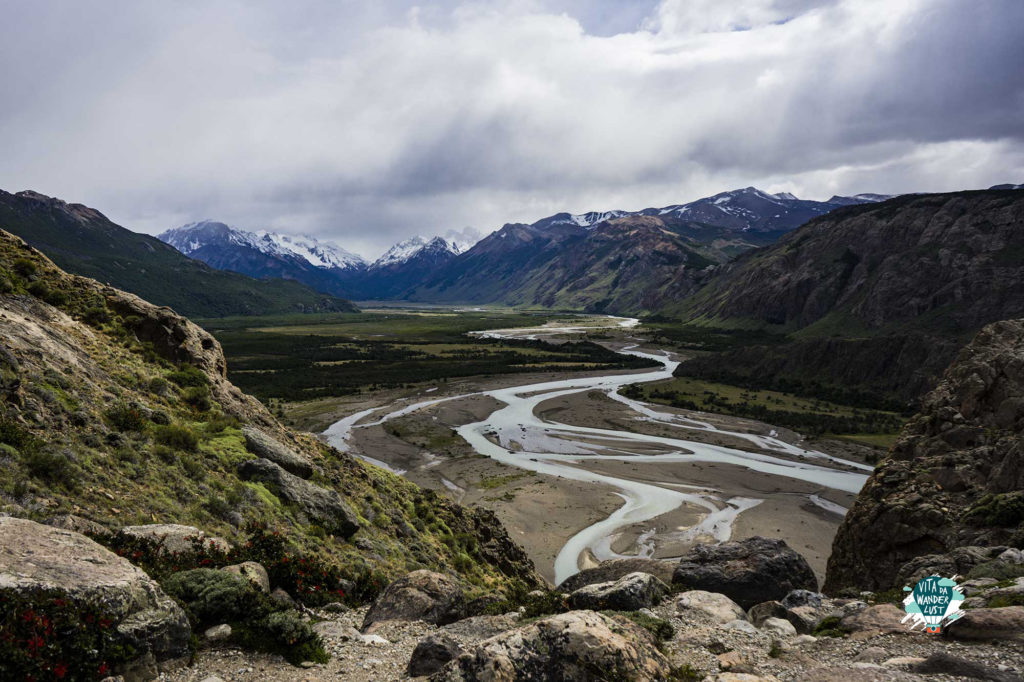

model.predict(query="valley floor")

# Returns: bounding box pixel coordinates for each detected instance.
[288,317,884,585]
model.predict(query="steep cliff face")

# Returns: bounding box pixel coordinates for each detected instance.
[0,230,541,598]
[674,190,1024,334]
[824,319,1024,593]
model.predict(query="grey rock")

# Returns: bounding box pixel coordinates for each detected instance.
[568,572,669,611]
[839,604,910,635]
[222,561,270,593]
[944,606,1024,641]
[762,617,798,637]
[0,517,191,668]
[237,458,360,538]
[781,590,824,609]
[204,624,232,642]
[270,587,296,609]
[431,610,671,681]
[998,548,1024,564]
[853,647,889,663]
[44,513,109,537]
[362,570,465,631]
[241,426,313,478]
[676,590,747,624]
[119,523,230,556]
[408,633,463,677]
[747,600,787,627]
[555,558,675,593]
[722,619,759,634]
[673,536,817,610]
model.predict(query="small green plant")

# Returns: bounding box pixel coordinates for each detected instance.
[964,492,1024,527]
[167,365,209,388]
[153,445,177,464]
[603,611,674,641]
[812,615,845,638]
[26,280,50,300]
[183,386,213,412]
[22,449,79,488]
[987,594,1024,608]
[82,306,111,327]
[0,275,12,294]
[105,403,148,432]
[152,424,199,452]
[147,376,170,394]
[768,640,783,658]
[669,664,703,681]
[967,560,1024,581]
[12,258,37,278]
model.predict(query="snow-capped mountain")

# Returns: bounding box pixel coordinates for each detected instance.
[158,220,367,298]
[531,187,893,233]
[372,236,462,268]
[161,221,365,270]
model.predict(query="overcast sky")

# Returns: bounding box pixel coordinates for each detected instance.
[1,0,1022,258]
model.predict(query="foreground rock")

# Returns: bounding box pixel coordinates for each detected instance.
[677,590,747,624]
[408,633,464,677]
[568,572,669,611]
[556,558,675,593]
[944,606,1024,642]
[241,426,314,478]
[0,518,191,676]
[363,570,466,631]
[431,610,671,681]
[237,457,360,538]
[674,537,817,609]
[826,319,1024,592]
[119,523,231,556]
[222,561,270,593]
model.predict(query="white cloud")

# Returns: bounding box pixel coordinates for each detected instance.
[0,0,1020,254]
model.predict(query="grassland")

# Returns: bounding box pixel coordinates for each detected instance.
[200,309,659,402]
[624,376,905,449]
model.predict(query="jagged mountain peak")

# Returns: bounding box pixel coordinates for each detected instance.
[372,235,461,268]
[159,221,366,270]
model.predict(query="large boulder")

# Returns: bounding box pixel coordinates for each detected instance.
[943,606,1024,642]
[673,537,817,609]
[556,558,675,593]
[362,570,466,631]
[237,458,360,538]
[118,524,230,557]
[892,546,1003,588]
[567,572,669,611]
[241,427,313,478]
[0,518,191,676]
[826,319,1024,593]
[431,610,671,681]
[839,604,910,635]
[676,590,747,624]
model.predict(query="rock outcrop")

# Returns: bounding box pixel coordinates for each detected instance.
[567,572,669,611]
[674,537,818,609]
[826,319,1024,592]
[119,524,231,557]
[362,570,466,631]
[555,558,675,593]
[431,610,671,681]
[241,426,314,478]
[0,518,191,671]
[236,458,361,538]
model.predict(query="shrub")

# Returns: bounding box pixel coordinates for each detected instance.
[22,449,78,488]
[153,445,176,464]
[236,611,328,665]
[0,275,12,294]
[183,387,212,413]
[26,280,50,299]
[604,611,674,641]
[167,365,208,388]
[964,492,1024,528]
[12,258,37,278]
[82,306,111,327]
[147,377,170,395]
[0,588,136,681]
[153,424,198,452]
[163,569,257,624]
[105,403,148,432]
[180,455,204,479]
[966,560,1024,581]
[812,615,845,638]
[0,443,18,459]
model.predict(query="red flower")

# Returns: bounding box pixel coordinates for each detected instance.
[53,662,68,679]
[98,662,110,676]
[27,634,45,653]
[21,610,36,623]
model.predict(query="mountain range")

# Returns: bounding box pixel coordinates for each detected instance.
[160,187,889,306]
[0,191,357,318]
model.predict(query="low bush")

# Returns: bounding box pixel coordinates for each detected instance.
[166,365,209,388]
[152,424,199,452]
[183,386,213,413]
[964,492,1024,528]
[105,403,148,432]
[12,258,37,278]
[22,448,79,488]
[81,305,111,327]
[966,560,1024,581]
[0,588,136,681]
[603,610,674,641]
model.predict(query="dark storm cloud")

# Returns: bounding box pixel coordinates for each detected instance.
[0,0,1020,258]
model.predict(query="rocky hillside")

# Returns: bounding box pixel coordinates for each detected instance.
[672,189,1024,334]
[0,190,357,318]
[668,189,1024,407]
[0,228,539,596]
[825,318,1024,592]
[409,215,716,313]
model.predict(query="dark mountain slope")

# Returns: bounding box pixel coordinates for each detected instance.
[0,191,357,318]
[825,318,1024,592]
[408,216,715,313]
[666,189,1024,407]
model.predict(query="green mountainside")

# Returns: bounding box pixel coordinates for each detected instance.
[0,190,357,318]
